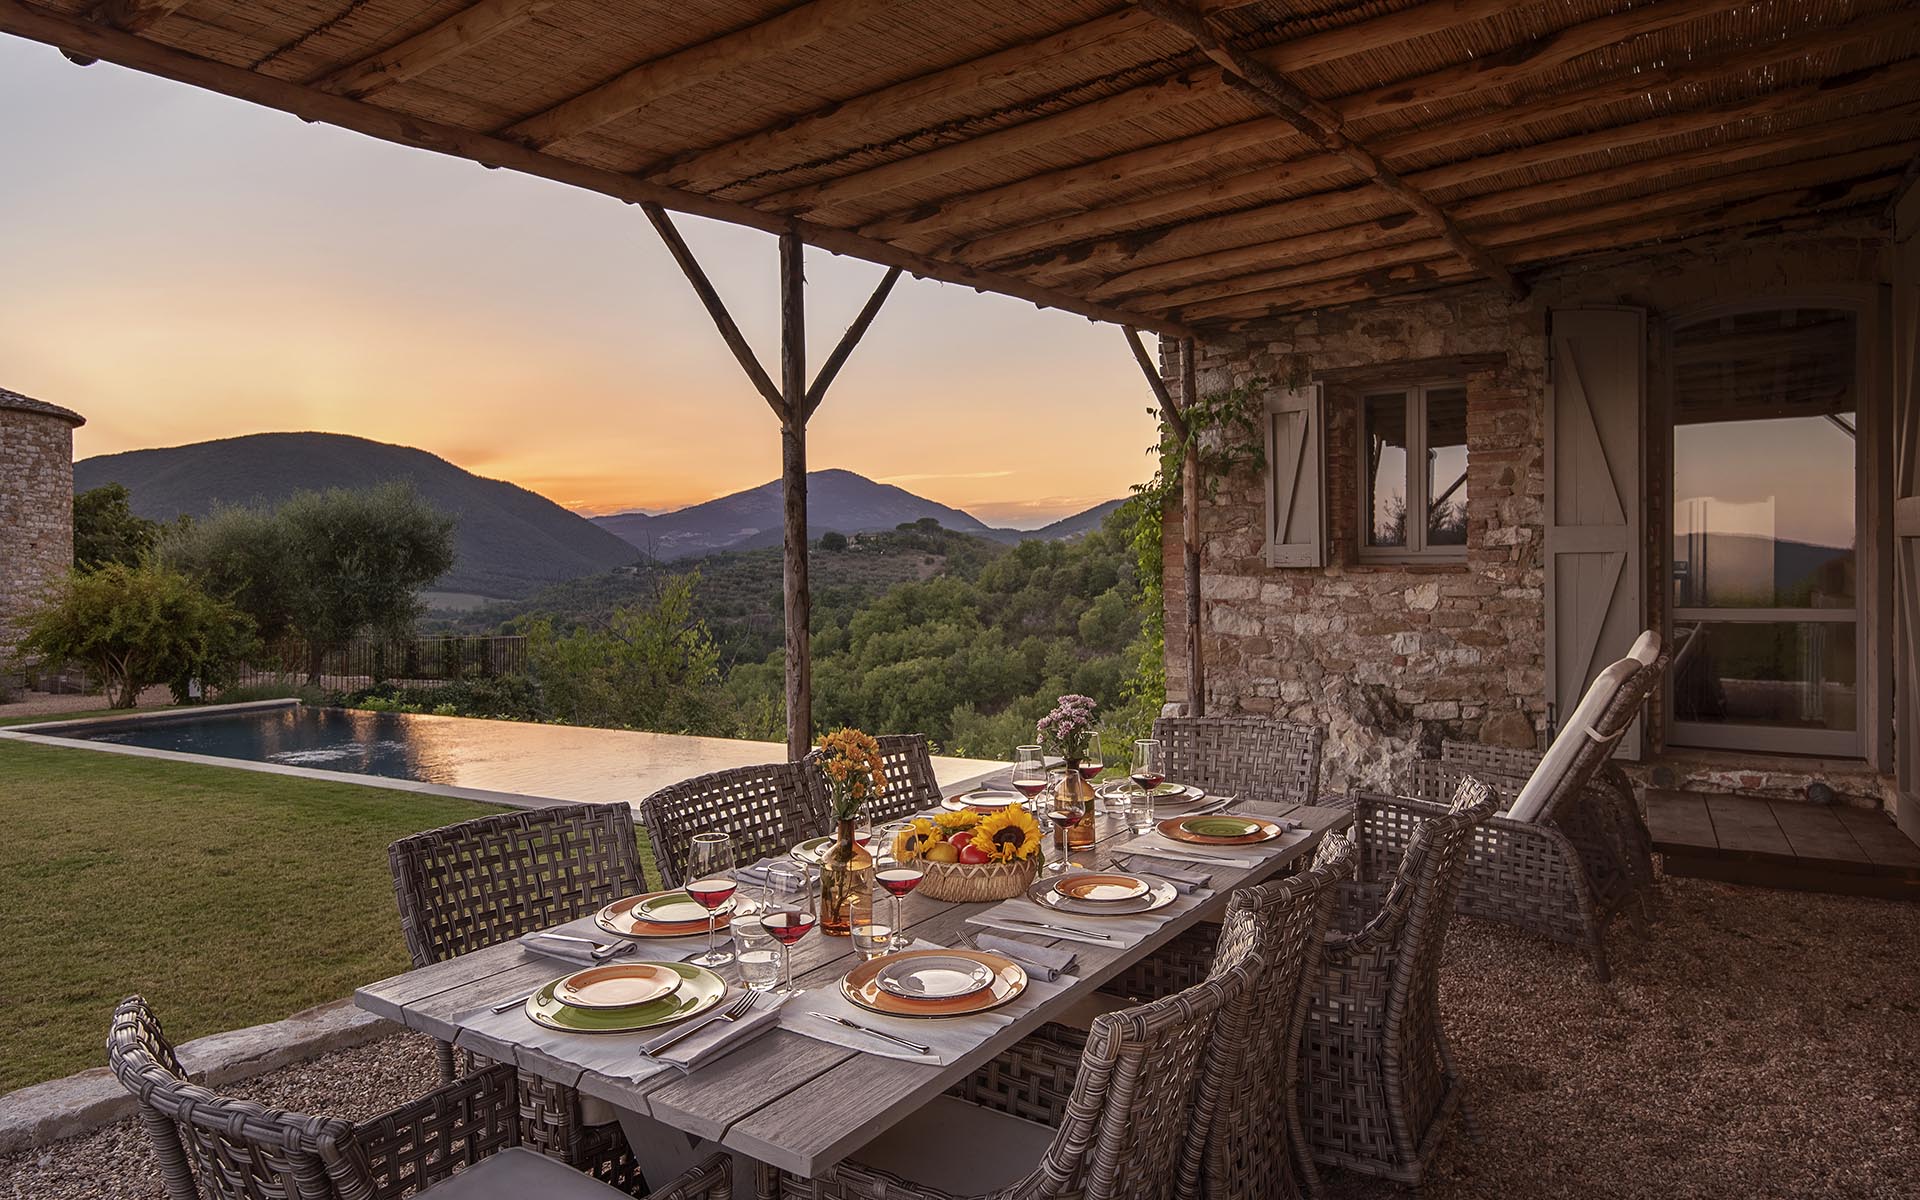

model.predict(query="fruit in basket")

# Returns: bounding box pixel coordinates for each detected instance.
[956,843,990,865]
[948,831,975,849]
[924,842,960,864]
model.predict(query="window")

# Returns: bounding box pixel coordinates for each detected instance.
[1359,383,1468,560]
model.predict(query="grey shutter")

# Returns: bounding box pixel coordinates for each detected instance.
[1893,183,1920,837]
[1266,383,1325,568]
[1547,308,1647,756]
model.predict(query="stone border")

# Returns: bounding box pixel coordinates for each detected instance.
[0,999,395,1155]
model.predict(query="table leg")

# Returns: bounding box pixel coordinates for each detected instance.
[615,1109,758,1197]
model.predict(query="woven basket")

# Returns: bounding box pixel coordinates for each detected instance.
[916,855,1041,902]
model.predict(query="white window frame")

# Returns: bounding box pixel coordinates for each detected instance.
[1356,381,1469,563]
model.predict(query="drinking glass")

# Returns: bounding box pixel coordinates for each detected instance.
[873,860,924,950]
[1009,745,1049,802]
[1079,732,1104,782]
[687,832,737,967]
[1045,798,1081,874]
[1130,739,1165,832]
[850,888,893,961]
[732,914,780,990]
[763,862,815,994]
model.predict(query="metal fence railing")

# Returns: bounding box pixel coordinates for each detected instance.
[230,635,529,693]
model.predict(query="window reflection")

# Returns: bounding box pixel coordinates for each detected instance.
[1673,621,1857,732]
[1364,393,1407,547]
[1425,387,1468,546]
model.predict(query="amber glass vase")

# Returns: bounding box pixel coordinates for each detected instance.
[1056,762,1097,849]
[819,818,871,937]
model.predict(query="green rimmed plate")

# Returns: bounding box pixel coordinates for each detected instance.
[1158,814,1285,845]
[525,962,727,1034]
[634,890,734,924]
[791,835,833,866]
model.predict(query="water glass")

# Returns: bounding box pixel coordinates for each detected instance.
[732,914,781,991]
[850,911,894,960]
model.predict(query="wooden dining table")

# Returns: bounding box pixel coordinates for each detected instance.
[355,797,1352,1186]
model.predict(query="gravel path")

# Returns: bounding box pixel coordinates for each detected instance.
[8,871,1916,1199]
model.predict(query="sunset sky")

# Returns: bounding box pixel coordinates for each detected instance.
[0,38,1158,527]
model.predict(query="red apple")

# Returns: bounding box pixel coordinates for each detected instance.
[957,843,991,865]
[948,831,975,849]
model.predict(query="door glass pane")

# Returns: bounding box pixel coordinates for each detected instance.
[1425,386,1468,546]
[1673,621,1857,732]
[1363,392,1407,547]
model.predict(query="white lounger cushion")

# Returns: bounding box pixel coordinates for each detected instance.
[1505,656,1638,824]
[1627,628,1662,668]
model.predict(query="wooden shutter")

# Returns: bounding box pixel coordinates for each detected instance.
[1893,183,1920,838]
[1266,383,1325,568]
[1546,308,1647,756]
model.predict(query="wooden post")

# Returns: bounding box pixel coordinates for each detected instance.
[1179,338,1204,716]
[779,231,812,761]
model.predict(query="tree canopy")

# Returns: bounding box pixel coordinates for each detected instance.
[72,484,161,571]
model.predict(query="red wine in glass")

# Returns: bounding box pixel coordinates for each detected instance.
[687,878,737,910]
[1129,771,1165,792]
[876,868,924,897]
[1076,762,1103,781]
[764,909,816,945]
[1011,777,1049,799]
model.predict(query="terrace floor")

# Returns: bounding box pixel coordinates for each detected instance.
[1648,789,1920,901]
[15,869,1917,1200]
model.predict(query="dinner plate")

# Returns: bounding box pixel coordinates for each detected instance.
[1097,780,1206,808]
[941,789,1026,812]
[595,890,760,939]
[842,949,1026,1018]
[791,835,833,866]
[873,954,995,1000]
[1053,871,1151,902]
[525,962,726,1034]
[635,890,736,924]
[1157,814,1287,846]
[1027,874,1178,916]
[554,962,682,1009]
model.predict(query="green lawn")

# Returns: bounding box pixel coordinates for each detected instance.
[0,734,502,1093]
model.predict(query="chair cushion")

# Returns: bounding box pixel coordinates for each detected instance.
[417,1146,632,1200]
[1626,628,1662,667]
[1506,656,1639,824]
[849,1095,1055,1193]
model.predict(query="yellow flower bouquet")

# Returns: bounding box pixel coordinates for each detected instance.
[895,803,1045,902]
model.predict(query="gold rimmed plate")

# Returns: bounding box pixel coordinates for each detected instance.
[1028,874,1177,916]
[554,962,682,1009]
[1097,780,1206,809]
[842,949,1026,1018]
[941,789,1026,812]
[1158,815,1286,846]
[525,962,726,1034]
[1054,871,1150,902]
[595,890,760,939]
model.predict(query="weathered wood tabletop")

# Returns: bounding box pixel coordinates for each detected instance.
[356,799,1352,1179]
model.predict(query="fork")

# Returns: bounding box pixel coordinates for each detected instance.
[641,990,759,1056]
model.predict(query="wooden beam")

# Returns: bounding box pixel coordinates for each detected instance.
[803,266,901,420]
[504,0,897,151]
[1178,338,1203,716]
[92,0,188,33]
[1124,324,1185,440]
[779,231,813,762]
[308,0,555,101]
[640,202,785,416]
[1130,0,1525,301]
[0,0,1195,337]
[862,4,1914,245]
[751,0,1738,216]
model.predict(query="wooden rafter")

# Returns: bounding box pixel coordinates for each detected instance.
[504,0,899,152]
[1135,0,1523,301]
[1123,327,1204,714]
[90,0,187,33]
[0,0,1193,337]
[640,202,784,416]
[804,266,902,420]
[308,0,555,100]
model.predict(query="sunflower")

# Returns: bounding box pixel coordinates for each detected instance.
[971,807,1043,862]
[892,817,942,860]
[933,808,981,834]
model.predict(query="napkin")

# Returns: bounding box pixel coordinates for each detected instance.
[1113,858,1213,892]
[1116,824,1302,866]
[965,888,1211,948]
[518,914,712,966]
[733,860,779,886]
[517,932,637,965]
[968,934,1078,981]
[640,991,787,1071]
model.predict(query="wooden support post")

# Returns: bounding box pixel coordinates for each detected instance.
[779,231,812,762]
[805,266,902,420]
[1124,326,1204,715]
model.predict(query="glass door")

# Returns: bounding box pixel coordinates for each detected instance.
[1669,308,1862,757]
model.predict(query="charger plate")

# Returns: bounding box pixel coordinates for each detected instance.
[1053,871,1151,902]
[941,789,1026,812]
[1028,874,1178,916]
[842,949,1026,1018]
[525,962,725,1034]
[595,890,759,938]
[1158,815,1286,846]
[554,962,683,1009]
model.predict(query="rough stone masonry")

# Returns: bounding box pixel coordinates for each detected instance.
[0,388,84,664]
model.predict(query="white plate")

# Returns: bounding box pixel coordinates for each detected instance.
[941,790,1026,811]
[1027,874,1179,916]
[873,954,997,1000]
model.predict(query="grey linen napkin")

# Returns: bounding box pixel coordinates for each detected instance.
[968,934,1077,981]
[1108,857,1213,892]
[518,914,709,965]
[639,991,786,1071]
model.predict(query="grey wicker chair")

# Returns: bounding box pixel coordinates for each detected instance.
[640,761,825,888]
[1153,715,1325,805]
[1385,653,1667,980]
[388,804,647,1190]
[802,733,944,825]
[758,907,1265,1200]
[1298,778,1496,1188]
[107,995,733,1200]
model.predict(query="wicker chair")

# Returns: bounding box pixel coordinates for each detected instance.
[1298,778,1496,1188]
[1385,653,1668,980]
[805,733,944,824]
[1153,715,1325,805]
[107,995,733,1200]
[758,910,1265,1200]
[388,804,648,1190]
[641,761,825,888]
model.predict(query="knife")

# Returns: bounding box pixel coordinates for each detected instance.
[809,1012,931,1055]
[993,917,1116,941]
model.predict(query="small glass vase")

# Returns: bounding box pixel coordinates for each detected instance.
[1057,760,1097,849]
[820,817,870,937]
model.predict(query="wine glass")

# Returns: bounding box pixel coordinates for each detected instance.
[1045,797,1081,875]
[1009,745,1048,804]
[687,832,737,967]
[874,860,924,950]
[1130,739,1165,831]
[1079,732,1104,783]
[762,862,815,994]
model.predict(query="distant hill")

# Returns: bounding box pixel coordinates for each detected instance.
[74,432,638,599]
[595,470,1121,559]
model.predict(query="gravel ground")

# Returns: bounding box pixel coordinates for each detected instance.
[8,871,1916,1200]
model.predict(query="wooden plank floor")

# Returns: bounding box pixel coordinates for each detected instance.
[1646,789,1920,900]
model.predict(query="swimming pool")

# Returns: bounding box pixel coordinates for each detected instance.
[14,703,1000,808]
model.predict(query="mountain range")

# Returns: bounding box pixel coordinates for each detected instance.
[74,433,1122,595]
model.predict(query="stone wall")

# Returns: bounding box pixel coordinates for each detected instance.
[0,391,83,665]
[1164,217,1890,791]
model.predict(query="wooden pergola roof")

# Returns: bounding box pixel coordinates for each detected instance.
[6,0,1917,335]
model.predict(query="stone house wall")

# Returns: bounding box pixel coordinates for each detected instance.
[0,392,83,665]
[1164,216,1890,791]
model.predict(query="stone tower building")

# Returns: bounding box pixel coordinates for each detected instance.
[1,388,85,661]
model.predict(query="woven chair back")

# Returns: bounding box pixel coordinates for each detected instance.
[1151,716,1324,805]
[108,995,355,1200]
[1183,833,1357,1200]
[641,761,825,887]
[387,803,645,968]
